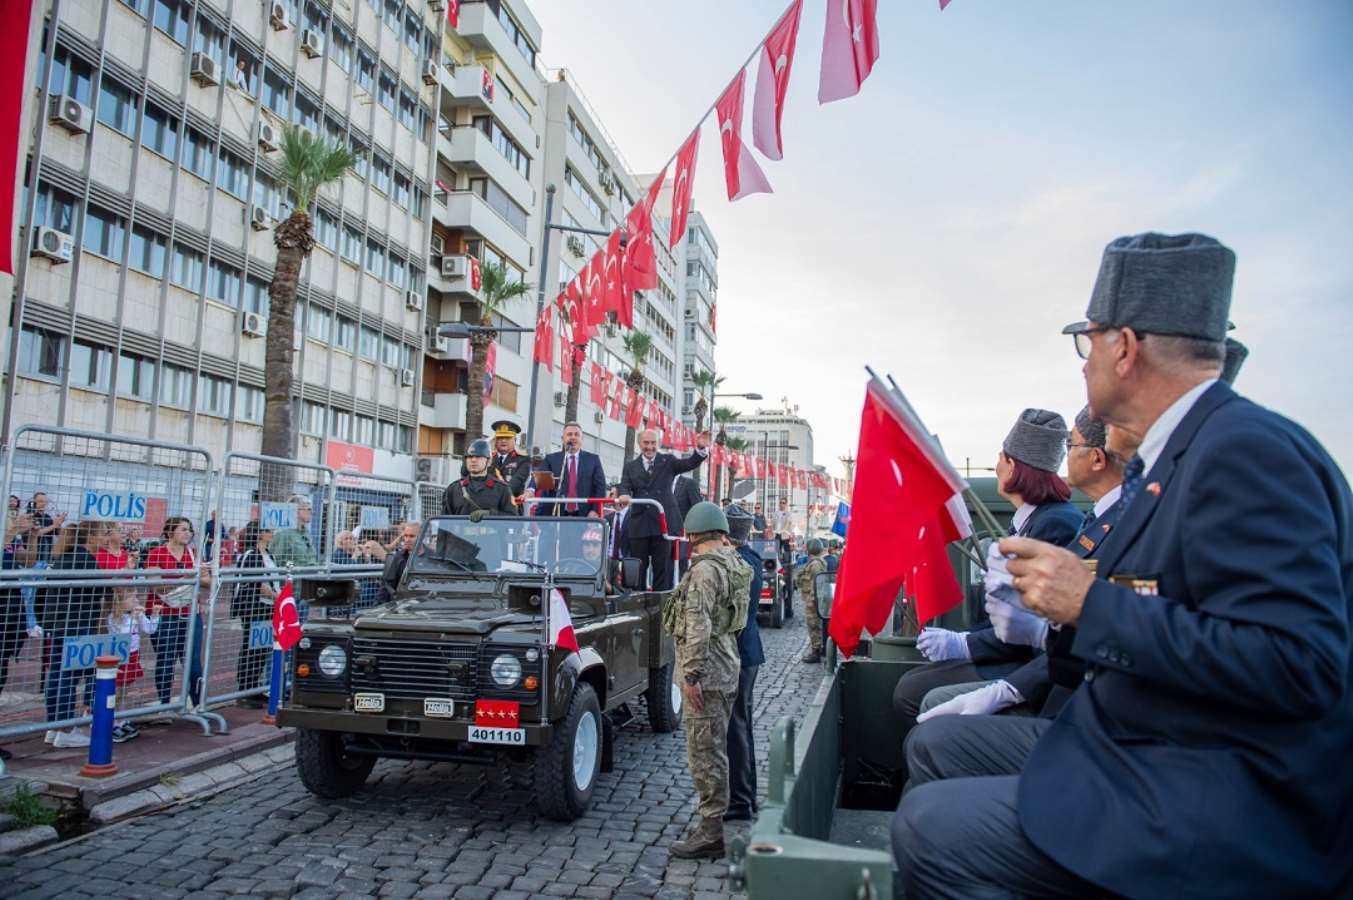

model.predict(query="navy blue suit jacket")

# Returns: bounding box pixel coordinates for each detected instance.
[539,450,607,516]
[734,544,766,668]
[967,500,1084,669]
[1019,382,1353,897]
[619,451,706,538]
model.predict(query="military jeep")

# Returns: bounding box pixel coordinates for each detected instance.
[277,515,681,821]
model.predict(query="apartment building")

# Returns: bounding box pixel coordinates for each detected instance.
[725,406,817,535]
[6,0,443,486]
[417,0,545,486]
[681,209,718,426]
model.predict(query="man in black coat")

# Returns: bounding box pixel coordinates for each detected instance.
[895,232,1353,899]
[725,505,765,822]
[618,428,709,590]
[538,422,607,517]
[378,521,419,605]
[673,475,704,576]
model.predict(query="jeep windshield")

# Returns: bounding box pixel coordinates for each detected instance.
[747,539,779,558]
[410,516,606,579]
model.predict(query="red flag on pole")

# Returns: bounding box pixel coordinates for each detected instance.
[610,378,626,420]
[752,0,803,161]
[625,388,645,429]
[624,166,667,293]
[483,341,497,402]
[604,229,629,325]
[669,130,700,248]
[829,378,967,657]
[532,306,554,369]
[819,0,880,104]
[446,0,460,29]
[548,588,580,653]
[715,69,773,202]
[589,362,606,406]
[585,252,607,326]
[272,579,302,650]
[565,280,591,344]
[468,255,483,291]
[558,317,574,387]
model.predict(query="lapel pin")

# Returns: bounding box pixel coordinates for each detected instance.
[1146,482,1161,497]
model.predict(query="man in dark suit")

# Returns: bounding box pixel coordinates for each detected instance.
[618,428,709,590]
[894,233,1353,898]
[673,475,704,576]
[538,422,606,518]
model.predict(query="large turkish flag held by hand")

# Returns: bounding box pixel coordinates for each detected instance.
[829,379,965,657]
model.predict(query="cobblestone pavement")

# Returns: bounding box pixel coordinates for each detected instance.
[1,609,826,900]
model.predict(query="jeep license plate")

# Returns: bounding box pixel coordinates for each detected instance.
[467,725,526,746]
[353,692,385,713]
[423,698,455,718]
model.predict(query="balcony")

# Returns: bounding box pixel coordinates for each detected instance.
[442,64,538,154]
[422,390,469,430]
[438,125,534,212]
[432,190,532,269]
[457,2,541,103]
[424,329,473,362]
[427,254,484,302]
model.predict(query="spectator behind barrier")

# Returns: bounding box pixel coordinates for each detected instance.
[269,495,317,569]
[39,520,106,748]
[104,586,156,742]
[231,521,278,708]
[144,517,208,711]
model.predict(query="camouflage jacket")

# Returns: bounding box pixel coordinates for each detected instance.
[670,547,751,693]
[796,557,827,599]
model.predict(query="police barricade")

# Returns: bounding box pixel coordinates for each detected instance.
[0,426,213,742]
[327,471,419,616]
[197,452,335,722]
[414,480,446,526]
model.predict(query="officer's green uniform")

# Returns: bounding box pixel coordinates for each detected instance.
[664,502,752,859]
[441,475,517,517]
[796,547,828,661]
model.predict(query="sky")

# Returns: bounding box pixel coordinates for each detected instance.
[531,1,1353,481]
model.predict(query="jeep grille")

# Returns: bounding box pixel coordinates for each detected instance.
[349,637,478,701]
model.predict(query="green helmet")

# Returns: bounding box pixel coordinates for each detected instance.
[807,538,826,555]
[466,438,492,459]
[684,501,729,536]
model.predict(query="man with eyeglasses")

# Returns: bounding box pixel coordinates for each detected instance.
[894,233,1353,899]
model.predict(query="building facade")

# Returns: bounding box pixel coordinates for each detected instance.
[681,210,718,428]
[725,405,817,535]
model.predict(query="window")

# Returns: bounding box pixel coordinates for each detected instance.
[152,0,190,45]
[315,208,338,251]
[469,177,529,237]
[117,352,155,400]
[330,26,353,71]
[377,70,396,113]
[359,325,379,360]
[496,6,536,65]
[303,1,327,34]
[96,79,136,136]
[207,258,241,306]
[17,326,66,380]
[398,425,413,454]
[262,67,290,118]
[567,112,605,173]
[378,420,395,450]
[335,315,356,352]
[487,376,518,413]
[397,90,416,131]
[354,415,374,446]
[491,313,521,354]
[306,304,331,342]
[293,92,320,132]
[341,225,362,263]
[158,363,194,408]
[170,243,204,293]
[392,171,410,210]
[349,136,369,177]
[365,238,384,275]
[197,373,233,417]
[243,275,270,316]
[235,384,264,422]
[412,185,426,218]
[229,42,257,94]
[82,206,126,260]
[253,172,281,219]
[216,148,249,199]
[383,0,402,30]
[355,47,375,92]
[402,9,420,51]
[371,154,391,194]
[380,334,399,367]
[300,401,326,436]
[128,225,167,277]
[474,116,529,179]
[32,184,76,232]
[386,253,406,288]
[141,103,179,160]
[181,127,214,181]
[119,0,149,16]
[331,409,351,440]
[564,167,604,223]
[48,44,93,106]
[192,14,226,67]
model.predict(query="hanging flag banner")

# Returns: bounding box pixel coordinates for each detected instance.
[752,0,803,161]
[819,0,880,104]
[715,69,773,202]
[447,0,460,30]
[669,130,700,248]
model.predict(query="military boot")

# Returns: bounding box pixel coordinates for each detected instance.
[800,650,821,663]
[670,817,725,859]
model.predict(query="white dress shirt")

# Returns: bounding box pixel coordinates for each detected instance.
[1137,379,1219,474]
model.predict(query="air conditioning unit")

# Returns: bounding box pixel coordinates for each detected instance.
[257,120,279,152]
[598,171,616,197]
[241,311,266,337]
[553,391,565,408]
[440,255,466,278]
[429,234,444,256]
[400,368,415,387]
[565,234,585,258]
[427,0,444,11]
[47,95,91,135]
[683,309,695,319]
[269,1,290,31]
[250,207,272,231]
[405,291,423,311]
[190,51,219,87]
[31,226,74,263]
[301,29,323,58]
[416,456,448,484]
[421,60,438,86]
[593,411,605,424]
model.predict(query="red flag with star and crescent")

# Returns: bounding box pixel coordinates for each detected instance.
[669,131,700,248]
[819,0,880,105]
[715,69,773,202]
[549,588,580,652]
[272,579,302,651]
[752,0,803,161]
[625,167,667,292]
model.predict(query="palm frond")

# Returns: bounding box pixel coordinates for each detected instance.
[278,123,355,213]
[622,330,654,367]
[477,261,531,322]
[713,406,740,424]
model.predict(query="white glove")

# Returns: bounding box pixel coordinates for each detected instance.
[985,597,1049,648]
[916,627,971,662]
[27,625,44,639]
[983,545,1027,609]
[917,680,1024,722]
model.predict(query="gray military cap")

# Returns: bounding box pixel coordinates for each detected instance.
[1221,337,1248,386]
[725,504,753,544]
[1062,232,1235,343]
[1073,405,1107,450]
[1003,408,1068,473]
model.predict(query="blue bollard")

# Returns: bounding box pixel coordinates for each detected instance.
[80,655,121,777]
[262,642,284,724]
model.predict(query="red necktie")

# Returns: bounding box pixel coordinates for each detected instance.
[566,454,578,512]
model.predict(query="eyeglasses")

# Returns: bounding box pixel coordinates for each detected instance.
[1072,326,1114,360]
[1065,440,1095,451]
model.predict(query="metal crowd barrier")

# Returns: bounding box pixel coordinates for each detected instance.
[0,426,214,740]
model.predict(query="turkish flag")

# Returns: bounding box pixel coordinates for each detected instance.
[625,387,645,429]
[272,580,302,651]
[604,229,630,326]
[669,130,700,248]
[481,67,495,101]
[585,252,607,326]
[610,377,626,420]
[549,589,580,652]
[624,166,667,293]
[902,509,965,625]
[715,69,773,202]
[940,0,953,7]
[709,303,717,335]
[558,317,574,387]
[446,0,460,29]
[589,362,607,406]
[828,380,967,657]
[532,305,554,369]
[469,255,483,291]
[565,280,592,344]
[819,0,880,105]
[483,340,497,402]
[752,0,803,161]
[0,0,32,275]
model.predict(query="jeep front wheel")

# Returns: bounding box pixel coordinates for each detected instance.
[645,663,682,733]
[295,729,375,798]
[534,682,602,821]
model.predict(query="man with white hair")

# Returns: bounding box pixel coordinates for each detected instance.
[617,428,710,590]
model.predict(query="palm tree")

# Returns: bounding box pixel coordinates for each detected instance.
[464,262,531,441]
[724,435,750,502]
[621,330,654,462]
[563,311,586,425]
[260,125,354,498]
[711,406,740,504]
[689,369,722,432]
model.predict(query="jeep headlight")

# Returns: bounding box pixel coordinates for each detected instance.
[490,654,522,688]
[318,644,348,677]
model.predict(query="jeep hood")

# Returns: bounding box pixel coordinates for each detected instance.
[354,597,539,634]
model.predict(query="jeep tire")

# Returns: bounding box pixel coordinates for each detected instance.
[645,662,683,733]
[535,682,602,821]
[295,729,375,798]
[768,583,785,628]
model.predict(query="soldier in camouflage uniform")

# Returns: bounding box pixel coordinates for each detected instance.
[796,538,829,663]
[666,502,753,859]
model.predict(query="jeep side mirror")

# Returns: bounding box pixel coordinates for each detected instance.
[620,557,644,590]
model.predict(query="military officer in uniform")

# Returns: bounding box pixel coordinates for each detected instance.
[442,439,517,517]
[488,420,530,501]
[796,538,829,663]
[667,502,752,860]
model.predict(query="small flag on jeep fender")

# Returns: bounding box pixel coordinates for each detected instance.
[549,589,579,653]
